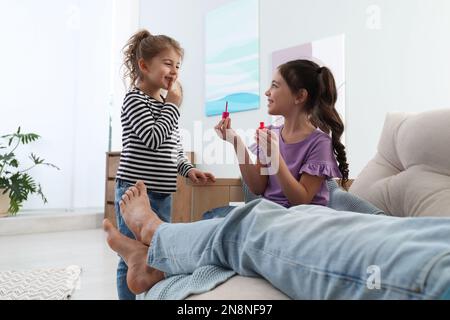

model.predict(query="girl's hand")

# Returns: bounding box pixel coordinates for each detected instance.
[165,79,183,107]
[187,168,216,184]
[214,118,238,144]
[255,129,280,168]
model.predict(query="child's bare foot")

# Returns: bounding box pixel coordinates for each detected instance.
[103,219,164,294]
[119,180,162,246]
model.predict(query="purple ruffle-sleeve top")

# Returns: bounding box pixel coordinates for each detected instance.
[249,125,342,207]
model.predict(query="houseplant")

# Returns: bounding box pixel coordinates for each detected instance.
[0,127,59,216]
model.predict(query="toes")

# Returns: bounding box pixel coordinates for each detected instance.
[119,200,125,213]
[121,193,130,203]
[136,180,147,195]
[129,186,139,197]
[125,190,134,200]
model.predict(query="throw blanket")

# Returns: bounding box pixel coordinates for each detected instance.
[138,180,384,300]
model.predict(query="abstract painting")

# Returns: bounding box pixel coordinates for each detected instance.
[205,0,259,116]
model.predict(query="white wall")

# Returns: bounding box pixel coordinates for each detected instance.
[0,0,113,210]
[137,0,450,178]
[110,0,140,152]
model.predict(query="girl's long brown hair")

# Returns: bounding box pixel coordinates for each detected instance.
[278,60,349,187]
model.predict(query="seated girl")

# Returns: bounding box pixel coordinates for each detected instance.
[205,59,348,219]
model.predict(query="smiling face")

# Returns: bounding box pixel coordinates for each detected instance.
[264,70,299,116]
[139,47,182,90]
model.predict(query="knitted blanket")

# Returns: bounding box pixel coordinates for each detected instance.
[138,180,384,300]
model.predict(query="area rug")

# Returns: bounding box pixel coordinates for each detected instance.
[0,265,82,300]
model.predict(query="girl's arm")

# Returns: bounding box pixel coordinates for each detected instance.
[175,128,194,177]
[275,157,325,205]
[215,118,268,195]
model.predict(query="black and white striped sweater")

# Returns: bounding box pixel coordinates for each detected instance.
[116,88,194,193]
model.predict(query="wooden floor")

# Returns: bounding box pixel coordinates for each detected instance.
[0,228,119,300]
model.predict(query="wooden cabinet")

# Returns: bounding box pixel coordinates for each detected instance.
[171,153,195,223]
[104,152,120,227]
[188,179,244,221]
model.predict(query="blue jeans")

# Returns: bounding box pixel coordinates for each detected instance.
[202,205,236,220]
[148,199,450,299]
[114,178,172,300]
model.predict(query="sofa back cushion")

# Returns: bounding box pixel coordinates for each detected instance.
[349,109,450,217]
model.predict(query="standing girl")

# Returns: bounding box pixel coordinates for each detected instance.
[215,59,348,208]
[115,29,215,300]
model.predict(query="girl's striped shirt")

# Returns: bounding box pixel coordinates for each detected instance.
[116,88,194,193]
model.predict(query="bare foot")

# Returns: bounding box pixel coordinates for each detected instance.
[103,219,164,294]
[119,180,162,245]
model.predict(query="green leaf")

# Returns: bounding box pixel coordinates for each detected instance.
[30,153,44,165]
[8,173,36,204]
[19,133,40,145]
[28,154,60,170]
[0,153,15,162]
[37,184,48,204]
[8,198,20,215]
[10,159,19,168]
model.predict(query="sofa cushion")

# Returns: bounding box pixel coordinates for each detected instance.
[349,109,450,217]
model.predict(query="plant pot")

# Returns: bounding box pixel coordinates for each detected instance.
[0,188,11,217]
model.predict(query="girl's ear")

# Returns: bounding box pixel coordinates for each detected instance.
[295,89,308,105]
[138,58,149,74]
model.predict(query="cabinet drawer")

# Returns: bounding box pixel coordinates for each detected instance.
[105,203,117,227]
[106,180,115,203]
[108,155,120,178]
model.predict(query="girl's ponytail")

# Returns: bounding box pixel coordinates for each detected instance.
[122,29,151,89]
[279,60,349,188]
[314,67,349,188]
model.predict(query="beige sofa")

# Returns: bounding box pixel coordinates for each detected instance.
[187,108,450,299]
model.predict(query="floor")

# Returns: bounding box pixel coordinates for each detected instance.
[0,228,119,300]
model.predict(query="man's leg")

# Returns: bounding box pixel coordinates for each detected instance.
[118,181,450,299]
[148,201,450,299]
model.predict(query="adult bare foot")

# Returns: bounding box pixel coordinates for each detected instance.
[119,180,162,245]
[103,219,164,295]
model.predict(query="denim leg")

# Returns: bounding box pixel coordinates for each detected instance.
[148,191,172,223]
[114,179,137,300]
[148,199,450,299]
[114,181,172,300]
[421,252,450,298]
[202,206,236,220]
